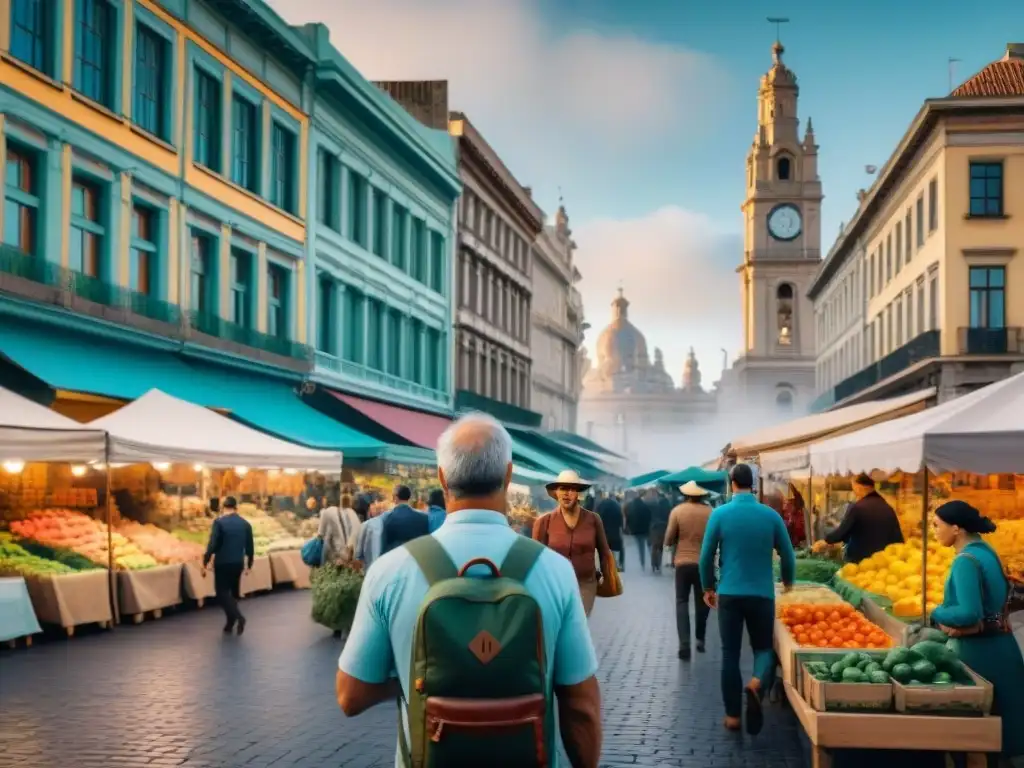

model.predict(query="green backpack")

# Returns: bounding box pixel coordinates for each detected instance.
[397,535,553,768]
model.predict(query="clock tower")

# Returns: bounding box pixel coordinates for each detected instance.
[728,40,822,412]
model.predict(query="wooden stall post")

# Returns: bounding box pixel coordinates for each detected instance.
[104,436,118,628]
[921,467,930,620]
[805,465,814,548]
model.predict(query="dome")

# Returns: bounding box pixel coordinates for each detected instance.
[596,289,650,376]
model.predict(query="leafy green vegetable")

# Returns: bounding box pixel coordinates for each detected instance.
[311,563,364,632]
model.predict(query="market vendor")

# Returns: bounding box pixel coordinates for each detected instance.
[930,500,1024,760]
[823,473,903,563]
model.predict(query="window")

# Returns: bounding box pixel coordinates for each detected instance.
[73,0,114,107]
[905,290,914,338]
[372,189,387,258]
[391,205,407,270]
[904,210,912,260]
[69,178,103,278]
[269,123,295,212]
[190,233,213,314]
[916,197,924,246]
[928,275,938,330]
[968,162,1003,217]
[317,151,338,231]
[317,276,334,354]
[10,0,50,74]
[916,280,925,336]
[776,156,791,181]
[928,178,938,231]
[895,295,903,346]
[231,95,258,192]
[776,283,793,345]
[229,249,252,328]
[895,222,902,272]
[886,304,893,351]
[366,299,382,369]
[346,170,366,246]
[869,253,875,297]
[343,289,364,363]
[267,262,288,339]
[885,235,892,282]
[193,68,221,172]
[429,231,444,294]
[387,309,401,375]
[969,267,1005,329]
[411,218,426,283]
[133,24,167,139]
[411,320,423,384]
[129,204,157,295]
[3,148,40,255]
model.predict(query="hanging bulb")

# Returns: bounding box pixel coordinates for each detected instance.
[70,465,88,477]
[151,462,171,471]
[193,463,204,472]
[235,466,249,477]
[2,460,25,474]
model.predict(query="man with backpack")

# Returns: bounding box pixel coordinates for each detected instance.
[336,412,602,767]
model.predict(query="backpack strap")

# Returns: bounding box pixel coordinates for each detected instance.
[404,536,457,587]
[500,536,545,582]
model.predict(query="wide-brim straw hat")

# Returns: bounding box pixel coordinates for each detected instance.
[546,469,592,499]
[679,480,710,497]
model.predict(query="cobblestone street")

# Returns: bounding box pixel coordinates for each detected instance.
[0,546,808,768]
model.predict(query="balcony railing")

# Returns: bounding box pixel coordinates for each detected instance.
[0,245,307,363]
[957,327,1024,355]
[314,351,448,405]
[826,330,941,405]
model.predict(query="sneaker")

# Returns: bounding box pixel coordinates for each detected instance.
[696,640,706,653]
[223,623,234,633]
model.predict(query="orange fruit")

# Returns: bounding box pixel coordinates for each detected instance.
[797,633,809,644]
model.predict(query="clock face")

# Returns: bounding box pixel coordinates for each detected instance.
[767,204,802,241]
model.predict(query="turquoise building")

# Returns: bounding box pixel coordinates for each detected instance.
[300,24,460,422]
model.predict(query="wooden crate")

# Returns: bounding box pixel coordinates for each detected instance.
[893,668,994,716]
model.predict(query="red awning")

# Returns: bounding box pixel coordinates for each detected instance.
[328,391,450,449]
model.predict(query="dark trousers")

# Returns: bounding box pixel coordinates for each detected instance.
[632,534,647,569]
[214,563,244,627]
[609,542,625,570]
[675,564,709,651]
[718,595,776,718]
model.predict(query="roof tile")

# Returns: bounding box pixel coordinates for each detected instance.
[951,58,1024,97]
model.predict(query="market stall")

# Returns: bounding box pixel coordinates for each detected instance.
[0,575,40,647]
[87,389,341,614]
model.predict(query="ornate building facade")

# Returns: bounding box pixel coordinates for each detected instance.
[718,41,822,414]
[578,290,716,467]
[531,205,585,432]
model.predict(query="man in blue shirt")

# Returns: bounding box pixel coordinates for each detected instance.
[425,488,446,533]
[381,485,429,554]
[699,463,795,736]
[335,412,602,768]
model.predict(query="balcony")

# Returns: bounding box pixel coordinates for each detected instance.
[957,327,1024,355]
[0,245,310,371]
[314,351,448,406]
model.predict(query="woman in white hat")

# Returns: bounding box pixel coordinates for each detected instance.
[664,480,714,660]
[533,470,613,616]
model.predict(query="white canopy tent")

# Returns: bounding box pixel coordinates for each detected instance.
[731,388,935,459]
[88,389,342,471]
[810,371,1024,476]
[0,386,106,463]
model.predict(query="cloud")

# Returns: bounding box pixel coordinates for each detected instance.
[574,206,742,385]
[267,0,730,150]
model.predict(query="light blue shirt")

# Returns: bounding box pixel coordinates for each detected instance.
[426,505,446,533]
[355,510,390,569]
[699,492,796,600]
[339,509,598,767]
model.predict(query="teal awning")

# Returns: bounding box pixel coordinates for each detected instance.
[548,430,624,459]
[508,426,612,481]
[629,469,672,488]
[511,464,552,486]
[659,466,730,493]
[510,435,565,475]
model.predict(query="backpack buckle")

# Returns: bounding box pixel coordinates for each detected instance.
[429,718,444,743]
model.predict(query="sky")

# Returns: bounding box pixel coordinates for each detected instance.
[267,0,1024,386]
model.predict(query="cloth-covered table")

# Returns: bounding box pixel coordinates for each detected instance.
[0,577,41,642]
[268,549,311,589]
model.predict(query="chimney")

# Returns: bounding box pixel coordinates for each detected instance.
[1005,43,1024,60]
[372,81,449,130]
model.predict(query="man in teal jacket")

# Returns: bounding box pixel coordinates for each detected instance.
[699,463,795,735]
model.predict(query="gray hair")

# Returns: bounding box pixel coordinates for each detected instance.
[436,412,512,499]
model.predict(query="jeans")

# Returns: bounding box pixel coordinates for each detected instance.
[609,543,625,570]
[675,564,709,651]
[718,595,776,718]
[215,563,245,627]
[632,534,647,569]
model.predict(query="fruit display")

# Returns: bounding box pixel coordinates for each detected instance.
[9,508,158,570]
[779,602,895,649]
[266,537,306,553]
[150,493,207,527]
[804,651,893,685]
[239,504,295,556]
[116,520,205,564]
[774,554,842,584]
[838,539,954,617]
[11,539,100,571]
[776,585,846,613]
[0,535,76,577]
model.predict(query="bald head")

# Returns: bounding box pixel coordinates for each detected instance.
[437,412,513,501]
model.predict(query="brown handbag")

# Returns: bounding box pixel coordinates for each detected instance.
[937,552,1011,638]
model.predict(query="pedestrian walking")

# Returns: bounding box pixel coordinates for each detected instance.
[425,488,446,533]
[381,484,430,554]
[336,412,602,767]
[648,490,670,574]
[534,470,614,617]
[355,494,392,570]
[595,490,625,571]
[665,480,713,660]
[624,491,651,571]
[202,496,254,636]
[313,492,364,640]
[699,464,795,735]
[318,491,362,566]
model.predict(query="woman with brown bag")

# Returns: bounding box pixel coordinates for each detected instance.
[533,470,619,615]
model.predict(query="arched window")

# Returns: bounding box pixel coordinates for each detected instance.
[777,156,791,181]
[777,283,794,345]
[776,387,794,411]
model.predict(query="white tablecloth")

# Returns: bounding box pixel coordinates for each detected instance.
[0,576,42,641]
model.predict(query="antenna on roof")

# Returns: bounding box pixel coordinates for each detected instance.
[948,57,962,92]
[767,16,790,43]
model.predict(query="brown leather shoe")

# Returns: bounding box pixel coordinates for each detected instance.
[723,716,741,731]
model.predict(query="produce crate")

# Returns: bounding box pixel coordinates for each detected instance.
[775,621,848,686]
[892,668,994,717]
[794,650,888,700]
[801,658,893,713]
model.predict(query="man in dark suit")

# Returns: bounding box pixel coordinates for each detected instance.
[381,485,429,554]
[202,496,254,635]
[825,473,904,563]
[595,491,625,570]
